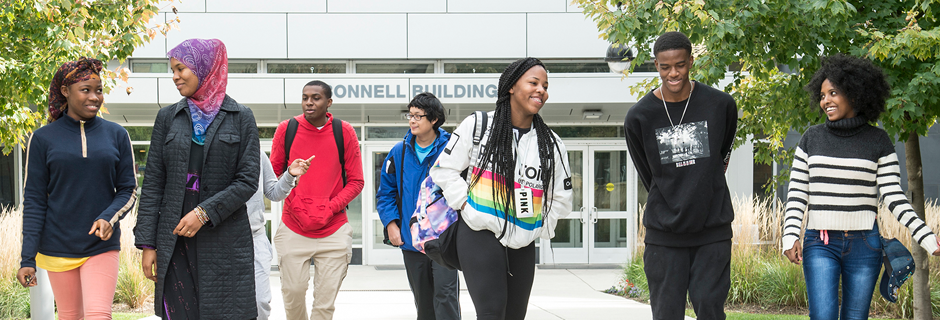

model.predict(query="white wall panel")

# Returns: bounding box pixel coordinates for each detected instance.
[727,139,754,200]
[205,0,325,13]
[227,79,285,105]
[160,0,205,13]
[167,13,287,59]
[408,14,526,59]
[329,0,445,13]
[287,14,407,59]
[447,0,567,13]
[133,36,169,58]
[546,76,640,104]
[527,13,607,58]
[158,77,186,105]
[105,78,158,104]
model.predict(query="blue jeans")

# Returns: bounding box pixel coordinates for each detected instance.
[803,224,882,320]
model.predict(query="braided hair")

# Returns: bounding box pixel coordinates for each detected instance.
[469,57,560,235]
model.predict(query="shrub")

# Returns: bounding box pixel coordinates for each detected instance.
[114,211,153,309]
[0,207,30,318]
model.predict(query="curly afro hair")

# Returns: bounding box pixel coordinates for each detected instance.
[804,54,890,121]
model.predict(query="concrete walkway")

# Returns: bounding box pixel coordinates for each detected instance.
[268,265,661,320]
[144,265,693,319]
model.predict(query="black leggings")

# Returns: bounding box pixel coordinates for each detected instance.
[457,218,536,320]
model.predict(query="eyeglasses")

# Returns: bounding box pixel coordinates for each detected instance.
[405,114,428,121]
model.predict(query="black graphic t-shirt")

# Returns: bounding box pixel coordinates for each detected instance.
[624,81,738,247]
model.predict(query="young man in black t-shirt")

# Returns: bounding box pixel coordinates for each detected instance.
[624,31,738,320]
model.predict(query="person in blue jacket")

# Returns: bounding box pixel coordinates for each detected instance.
[377,92,460,320]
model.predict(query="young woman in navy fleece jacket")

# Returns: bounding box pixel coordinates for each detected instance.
[18,58,138,320]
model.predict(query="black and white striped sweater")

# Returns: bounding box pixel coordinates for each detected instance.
[781,117,938,254]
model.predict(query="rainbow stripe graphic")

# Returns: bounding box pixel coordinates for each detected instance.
[467,167,545,230]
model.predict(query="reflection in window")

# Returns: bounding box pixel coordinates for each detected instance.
[124,127,154,142]
[568,151,583,209]
[542,62,608,73]
[373,152,389,212]
[348,195,363,245]
[268,63,346,74]
[133,145,150,188]
[595,219,628,248]
[594,151,627,212]
[356,63,433,74]
[131,62,168,73]
[258,127,277,139]
[444,63,506,73]
[366,127,410,140]
[631,61,658,72]
[373,220,395,249]
[229,62,258,73]
[553,126,625,139]
[552,219,583,248]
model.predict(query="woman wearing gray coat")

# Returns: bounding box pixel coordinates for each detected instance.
[134,38,260,320]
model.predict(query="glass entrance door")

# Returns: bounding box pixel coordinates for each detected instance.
[363,143,405,265]
[541,145,636,265]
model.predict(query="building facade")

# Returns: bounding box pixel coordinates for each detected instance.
[2,0,935,266]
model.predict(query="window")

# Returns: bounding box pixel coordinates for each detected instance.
[356,63,433,74]
[542,61,608,73]
[552,126,624,139]
[267,63,346,74]
[131,61,168,73]
[444,63,507,74]
[229,62,258,73]
[365,127,410,140]
[124,127,154,142]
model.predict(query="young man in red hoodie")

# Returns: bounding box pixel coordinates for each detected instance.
[270,80,364,320]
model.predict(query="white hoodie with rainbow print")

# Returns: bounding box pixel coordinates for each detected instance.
[430,111,573,249]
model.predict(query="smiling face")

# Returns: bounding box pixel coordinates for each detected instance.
[61,77,103,122]
[301,84,332,126]
[509,65,549,124]
[170,57,199,97]
[408,106,438,138]
[819,79,856,121]
[654,49,694,99]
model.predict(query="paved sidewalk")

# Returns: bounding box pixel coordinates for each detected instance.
[267,265,661,320]
[142,265,692,319]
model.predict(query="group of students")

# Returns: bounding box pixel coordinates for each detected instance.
[15,38,571,320]
[14,31,940,320]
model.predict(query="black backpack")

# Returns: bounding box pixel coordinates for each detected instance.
[283,117,347,186]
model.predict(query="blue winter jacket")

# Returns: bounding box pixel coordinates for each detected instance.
[377,128,451,252]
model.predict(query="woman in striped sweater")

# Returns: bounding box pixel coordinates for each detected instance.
[782,54,940,320]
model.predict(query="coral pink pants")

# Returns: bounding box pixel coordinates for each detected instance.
[46,250,120,320]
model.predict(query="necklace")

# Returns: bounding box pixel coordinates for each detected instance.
[660,81,694,127]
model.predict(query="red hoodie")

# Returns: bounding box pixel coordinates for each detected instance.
[270,113,364,238]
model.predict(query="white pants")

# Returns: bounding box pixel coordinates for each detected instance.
[254,232,274,320]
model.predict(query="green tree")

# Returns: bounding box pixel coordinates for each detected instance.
[0,0,177,154]
[575,0,940,317]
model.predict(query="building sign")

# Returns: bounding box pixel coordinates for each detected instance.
[327,78,499,103]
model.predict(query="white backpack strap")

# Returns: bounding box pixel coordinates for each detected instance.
[468,111,488,171]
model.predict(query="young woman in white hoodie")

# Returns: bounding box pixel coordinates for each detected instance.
[429,57,572,320]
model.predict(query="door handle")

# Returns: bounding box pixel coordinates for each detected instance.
[592,207,598,224]
[578,206,586,224]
